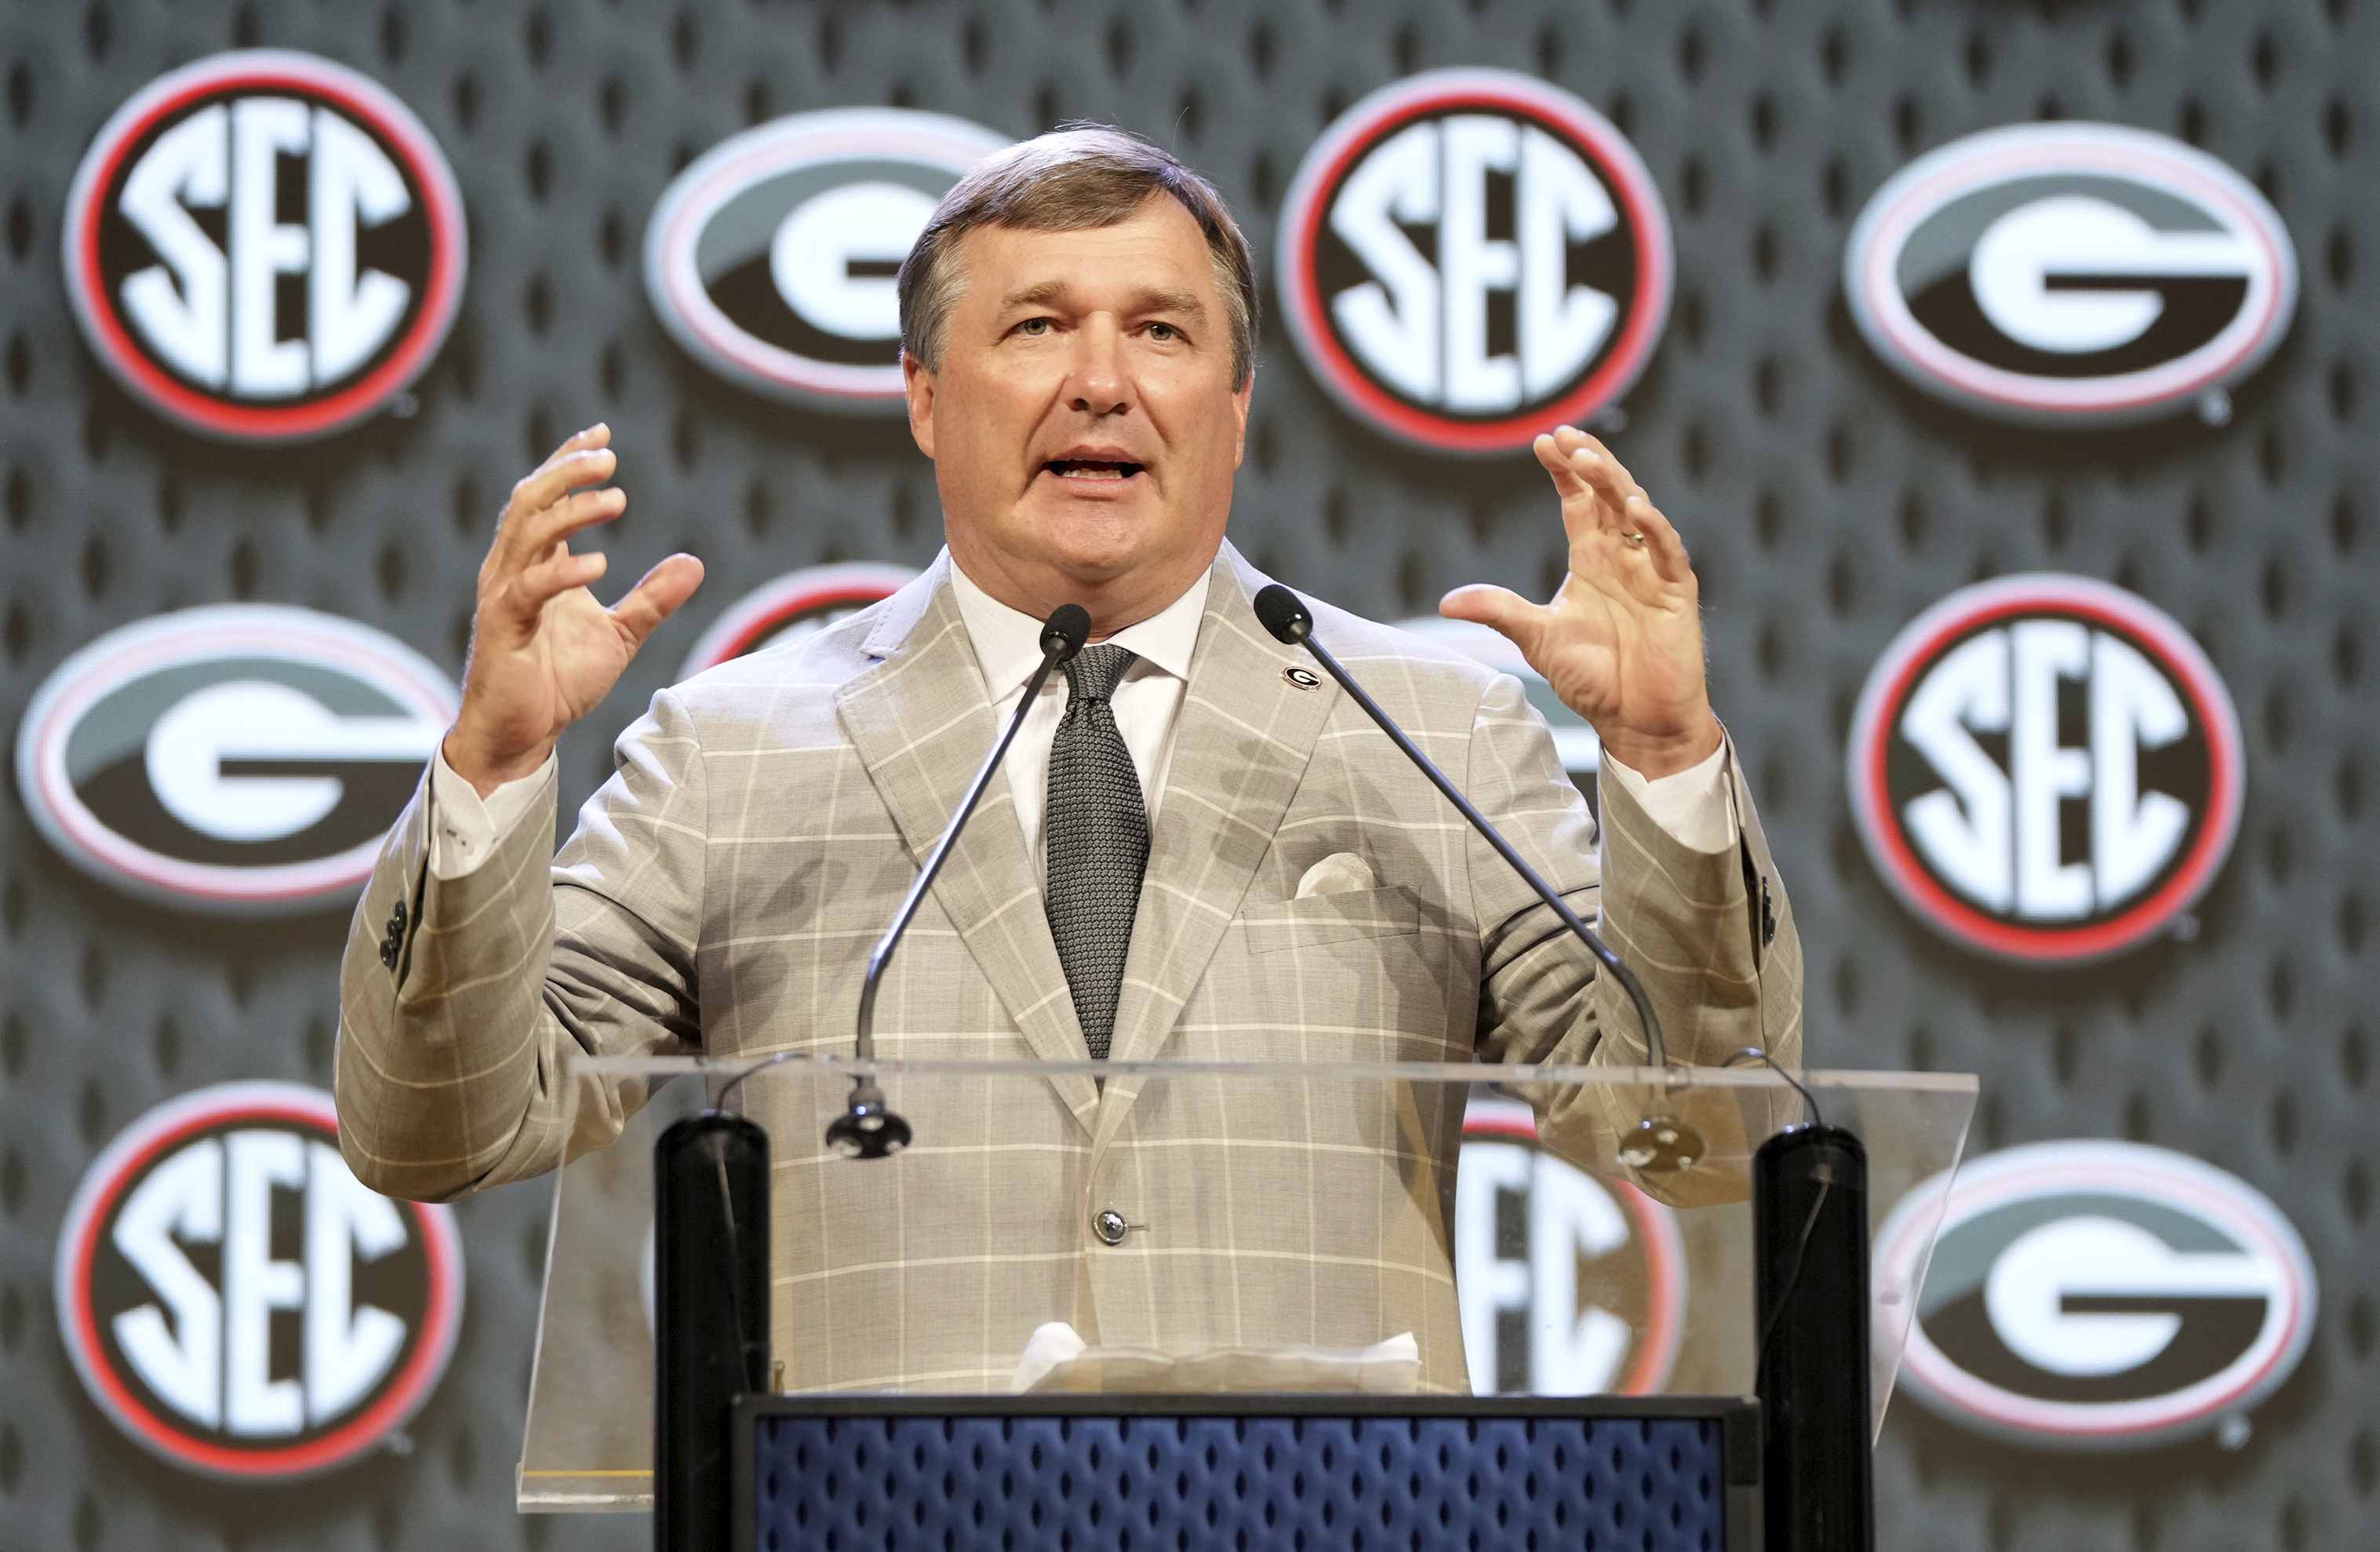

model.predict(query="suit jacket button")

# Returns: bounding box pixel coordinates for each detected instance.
[1093,1209,1129,1246]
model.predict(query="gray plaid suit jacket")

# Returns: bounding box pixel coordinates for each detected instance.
[336,543,1803,1393]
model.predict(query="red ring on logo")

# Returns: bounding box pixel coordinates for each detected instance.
[1847,577,2244,962]
[55,1083,463,1478]
[63,51,467,442]
[1279,69,1672,455]
[679,563,919,679]
[1460,1103,1685,1394]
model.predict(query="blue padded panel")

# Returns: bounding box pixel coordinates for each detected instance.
[751,1412,1726,1551]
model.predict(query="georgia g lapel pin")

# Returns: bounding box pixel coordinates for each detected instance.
[1282,666,1321,690]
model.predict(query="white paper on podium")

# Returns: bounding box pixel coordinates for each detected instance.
[1008,1321,1423,1394]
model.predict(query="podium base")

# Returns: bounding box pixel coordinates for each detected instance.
[732,1394,1760,1552]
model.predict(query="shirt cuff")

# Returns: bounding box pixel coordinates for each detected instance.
[428,750,556,880]
[1599,739,1737,854]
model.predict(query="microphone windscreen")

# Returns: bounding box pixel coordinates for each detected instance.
[1253,585,1312,644]
[1039,603,1092,662]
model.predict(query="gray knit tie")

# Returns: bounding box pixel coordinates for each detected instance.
[1043,643,1148,1060]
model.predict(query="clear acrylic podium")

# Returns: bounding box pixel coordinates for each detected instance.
[515,1055,1974,1550]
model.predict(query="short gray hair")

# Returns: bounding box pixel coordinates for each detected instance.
[897,126,1258,388]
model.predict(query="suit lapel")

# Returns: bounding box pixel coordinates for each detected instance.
[1100,547,1340,1087]
[835,556,1100,1131]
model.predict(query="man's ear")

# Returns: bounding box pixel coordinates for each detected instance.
[903,351,937,459]
[1228,370,1254,470]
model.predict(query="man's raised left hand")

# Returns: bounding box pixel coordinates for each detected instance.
[1439,425,1722,780]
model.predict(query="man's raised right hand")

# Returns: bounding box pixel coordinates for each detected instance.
[442,424,704,796]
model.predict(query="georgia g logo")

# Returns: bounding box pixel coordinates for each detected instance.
[16,606,457,915]
[1846,123,2295,426]
[1848,576,2242,963]
[1279,68,1672,454]
[1876,1141,2313,1450]
[55,1083,463,1479]
[64,51,467,441]
[646,109,1009,410]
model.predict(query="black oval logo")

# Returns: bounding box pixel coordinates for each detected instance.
[1876,1141,2313,1449]
[16,606,456,914]
[63,50,467,440]
[644,109,1008,411]
[1845,123,2295,426]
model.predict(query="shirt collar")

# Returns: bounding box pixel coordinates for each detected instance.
[951,559,1210,700]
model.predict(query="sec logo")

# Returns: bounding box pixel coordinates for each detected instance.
[1876,1141,2313,1450]
[55,1083,463,1479]
[1456,1099,1683,1397]
[16,606,456,915]
[679,562,919,679]
[646,109,1009,410]
[1847,576,2242,963]
[1846,123,2295,426]
[64,51,466,441]
[1279,68,1672,454]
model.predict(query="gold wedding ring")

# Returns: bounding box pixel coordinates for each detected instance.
[1621,530,1648,546]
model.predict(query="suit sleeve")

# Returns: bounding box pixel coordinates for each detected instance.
[1466,672,1803,1074]
[333,689,707,1201]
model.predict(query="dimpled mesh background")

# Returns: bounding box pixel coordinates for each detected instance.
[0,0,2372,1548]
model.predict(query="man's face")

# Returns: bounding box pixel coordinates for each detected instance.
[904,196,1251,627]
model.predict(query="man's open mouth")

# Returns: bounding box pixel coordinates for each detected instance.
[1045,460,1144,480]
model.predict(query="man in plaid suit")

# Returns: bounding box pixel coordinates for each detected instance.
[336,129,1802,1393]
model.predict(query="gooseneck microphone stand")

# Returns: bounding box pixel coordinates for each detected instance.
[822,601,1093,1158]
[1260,581,1870,1547]
[1251,583,1702,1173]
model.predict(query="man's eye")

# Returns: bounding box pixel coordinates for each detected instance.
[1017,318,1051,336]
[1148,323,1177,341]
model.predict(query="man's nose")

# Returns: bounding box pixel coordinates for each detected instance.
[1064,319,1131,416]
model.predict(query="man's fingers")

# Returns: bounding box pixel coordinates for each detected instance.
[504,548,608,621]
[504,447,617,534]
[1620,493,1693,583]
[1563,437,1643,513]
[1439,584,1545,654]
[511,433,614,527]
[492,474,623,584]
[513,486,628,559]
[608,554,706,648]
[530,423,610,480]
[1534,433,1595,502]
[1538,427,1655,550]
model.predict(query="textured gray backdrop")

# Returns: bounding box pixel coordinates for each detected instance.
[0,0,2374,1548]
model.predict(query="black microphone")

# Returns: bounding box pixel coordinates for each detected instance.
[1252,583,1704,1174]
[822,602,1094,1158]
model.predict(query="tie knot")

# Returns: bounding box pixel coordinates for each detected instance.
[1064,643,1136,704]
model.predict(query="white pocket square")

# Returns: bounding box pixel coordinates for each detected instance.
[1295,852,1377,898]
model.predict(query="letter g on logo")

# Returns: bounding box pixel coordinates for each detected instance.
[1876,1141,2314,1450]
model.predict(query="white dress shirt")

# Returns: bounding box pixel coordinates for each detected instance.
[426,564,1738,879]
[949,563,1206,869]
